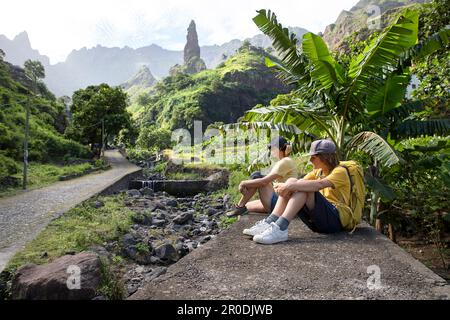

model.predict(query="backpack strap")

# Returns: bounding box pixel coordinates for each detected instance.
[339,165,353,193]
[339,164,357,234]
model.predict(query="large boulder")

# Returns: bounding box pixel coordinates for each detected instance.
[11,252,102,300]
[205,170,229,191]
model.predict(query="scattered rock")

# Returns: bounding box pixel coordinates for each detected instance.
[205,207,218,216]
[166,199,178,207]
[154,244,178,262]
[11,252,102,300]
[127,189,141,197]
[93,200,104,209]
[134,253,154,265]
[173,212,194,225]
[144,267,167,282]
[151,218,166,227]
[123,233,137,247]
[175,243,189,258]
[140,187,154,196]
[200,235,212,244]
[87,245,111,260]
[127,283,139,296]
[135,266,145,274]
[205,171,229,191]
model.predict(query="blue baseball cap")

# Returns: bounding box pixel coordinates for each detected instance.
[309,139,336,155]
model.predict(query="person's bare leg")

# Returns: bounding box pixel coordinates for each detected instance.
[237,187,257,207]
[268,178,298,216]
[271,193,291,216]
[245,199,266,213]
[280,191,315,222]
[258,183,275,212]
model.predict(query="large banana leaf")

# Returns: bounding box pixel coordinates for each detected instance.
[366,72,411,116]
[253,9,310,86]
[244,104,334,139]
[347,10,419,104]
[392,119,450,139]
[400,26,450,64]
[222,121,317,155]
[347,131,401,167]
[302,32,344,91]
[364,171,396,201]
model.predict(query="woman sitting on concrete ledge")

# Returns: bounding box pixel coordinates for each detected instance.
[225,136,298,218]
[244,139,353,245]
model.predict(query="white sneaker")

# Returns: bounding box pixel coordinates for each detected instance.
[243,219,271,236]
[253,222,288,244]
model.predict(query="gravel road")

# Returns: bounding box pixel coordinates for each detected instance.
[0,150,140,272]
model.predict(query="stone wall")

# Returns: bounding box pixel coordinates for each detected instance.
[98,169,143,196]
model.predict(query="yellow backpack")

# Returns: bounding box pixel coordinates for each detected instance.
[339,161,366,232]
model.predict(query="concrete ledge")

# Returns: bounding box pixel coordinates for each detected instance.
[130,214,450,300]
[98,169,142,196]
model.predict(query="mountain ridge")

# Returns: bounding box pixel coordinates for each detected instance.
[0,27,308,97]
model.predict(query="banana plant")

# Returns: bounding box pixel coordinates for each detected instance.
[234,8,450,224]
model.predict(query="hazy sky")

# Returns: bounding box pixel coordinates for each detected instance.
[1,0,357,64]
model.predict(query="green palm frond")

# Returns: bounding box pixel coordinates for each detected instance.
[243,104,333,138]
[347,131,401,167]
[253,9,310,86]
[302,32,345,92]
[364,171,396,201]
[347,10,419,104]
[366,72,411,116]
[392,119,450,139]
[400,26,450,65]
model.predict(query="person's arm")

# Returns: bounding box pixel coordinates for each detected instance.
[240,173,282,189]
[274,178,333,195]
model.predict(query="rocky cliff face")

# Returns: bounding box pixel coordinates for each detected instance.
[322,0,427,51]
[181,20,206,75]
[184,20,201,65]
[0,31,50,67]
[121,65,156,90]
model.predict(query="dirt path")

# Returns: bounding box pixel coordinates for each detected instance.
[0,150,140,272]
[130,214,450,300]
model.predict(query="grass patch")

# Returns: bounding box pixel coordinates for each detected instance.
[96,257,126,300]
[219,216,238,229]
[5,194,134,273]
[165,171,202,180]
[0,161,110,198]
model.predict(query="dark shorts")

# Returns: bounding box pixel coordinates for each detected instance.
[297,192,342,234]
[270,192,278,212]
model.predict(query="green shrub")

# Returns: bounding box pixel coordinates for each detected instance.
[125,147,155,162]
[136,126,174,151]
[0,154,19,179]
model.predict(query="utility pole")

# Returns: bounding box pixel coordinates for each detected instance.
[23,76,36,190]
[101,118,105,157]
[22,99,30,189]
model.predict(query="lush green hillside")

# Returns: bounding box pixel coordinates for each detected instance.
[131,44,290,132]
[0,58,91,186]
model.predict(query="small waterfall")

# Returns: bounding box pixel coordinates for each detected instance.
[141,180,156,191]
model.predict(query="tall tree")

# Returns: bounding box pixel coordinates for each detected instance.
[66,83,132,153]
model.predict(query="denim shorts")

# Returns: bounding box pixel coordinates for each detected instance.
[297,192,342,234]
[251,171,279,212]
[270,192,279,211]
